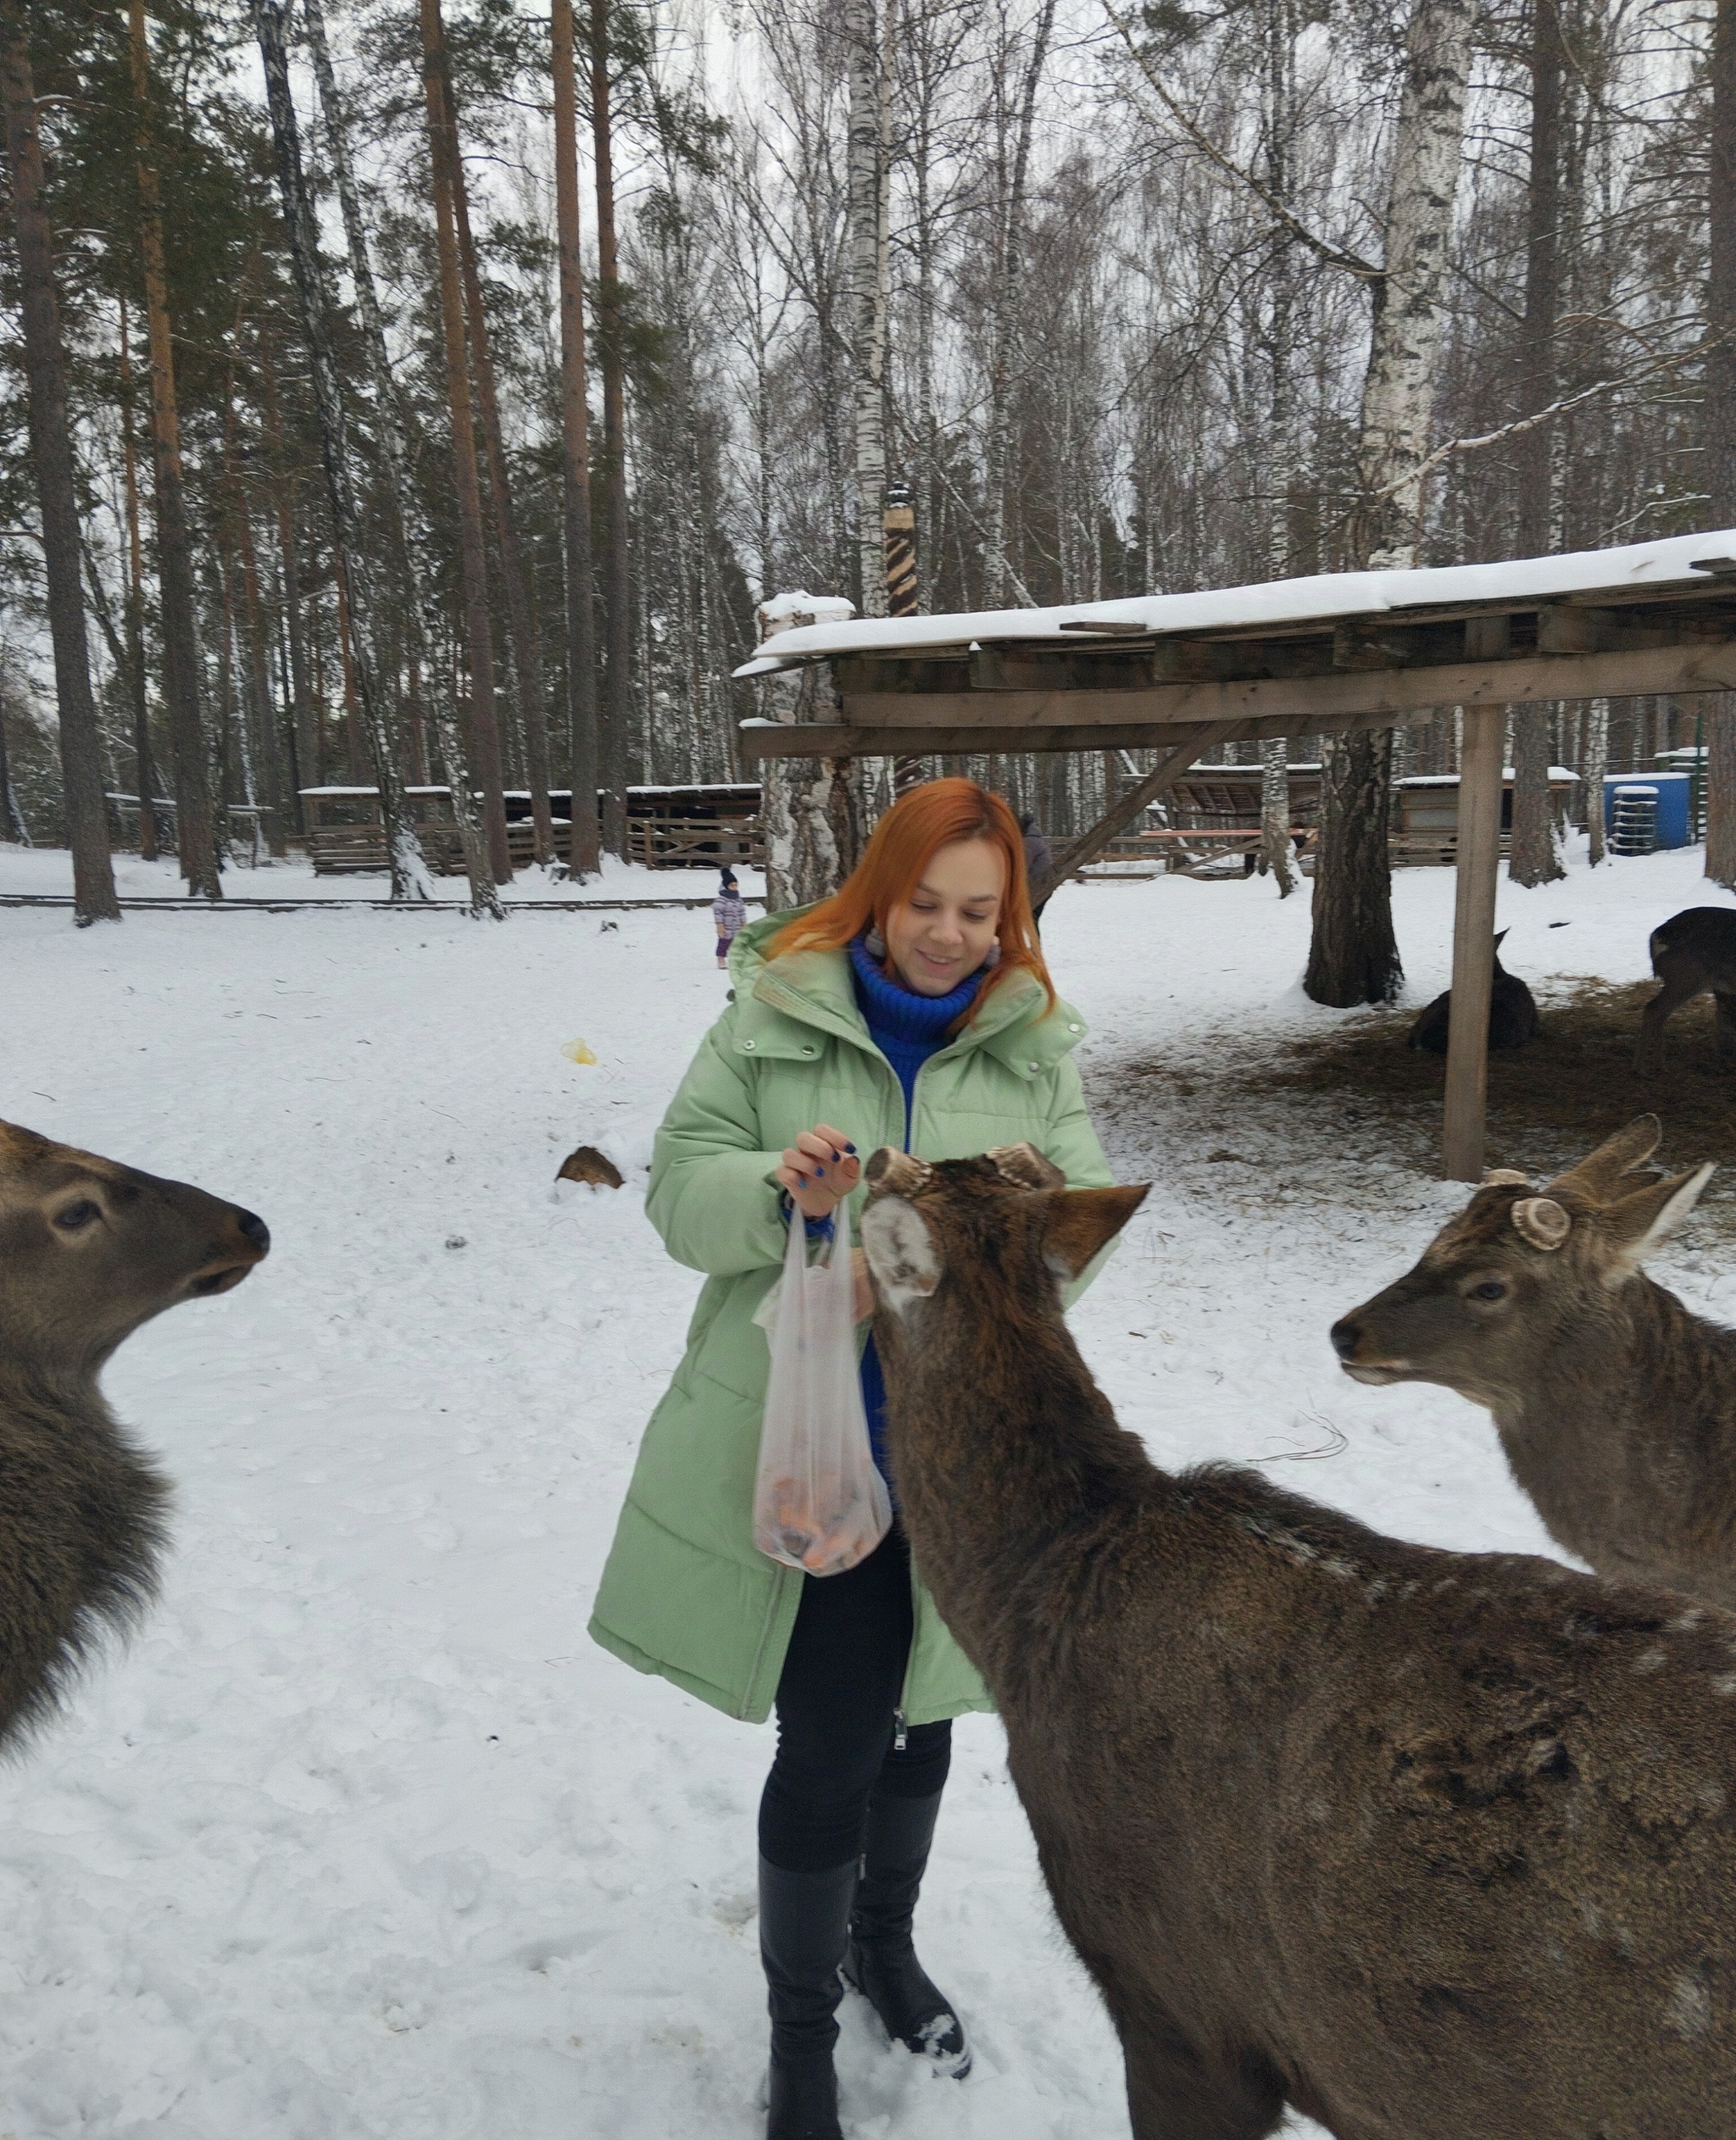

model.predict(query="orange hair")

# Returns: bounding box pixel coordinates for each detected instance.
[768,778,1054,1020]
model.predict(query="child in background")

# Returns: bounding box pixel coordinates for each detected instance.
[713,867,747,969]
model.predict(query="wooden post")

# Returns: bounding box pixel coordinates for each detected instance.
[1442,703,1503,1180]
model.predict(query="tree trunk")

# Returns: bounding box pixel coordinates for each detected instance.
[0,2,119,923]
[1585,697,1608,864]
[441,65,554,864]
[116,296,159,860]
[592,0,632,859]
[302,0,492,908]
[982,0,1058,609]
[1509,0,1565,887]
[1705,0,1736,887]
[255,0,440,905]
[419,0,513,887]
[1307,0,1474,1007]
[551,0,600,878]
[1258,0,1297,896]
[129,0,220,899]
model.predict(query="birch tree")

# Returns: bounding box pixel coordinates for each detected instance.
[0,0,118,923]
[1705,0,1736,886]
[1306,0,1476,1008]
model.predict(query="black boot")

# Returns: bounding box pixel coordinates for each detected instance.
[840,1789,971,2078]
[760,1854,857,2140]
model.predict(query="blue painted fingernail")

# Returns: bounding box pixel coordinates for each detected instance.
[844,1142,857,1154]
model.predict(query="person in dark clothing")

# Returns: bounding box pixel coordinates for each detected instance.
[1018,811,1054,926]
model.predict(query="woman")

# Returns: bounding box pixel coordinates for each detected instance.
[589,780,1112,2140]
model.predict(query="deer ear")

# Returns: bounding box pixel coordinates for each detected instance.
[1545,1115,1662,1202]
[860,1194,943,1315]
[1597,1163,1715,1278]
[1041,1185,1149,1281]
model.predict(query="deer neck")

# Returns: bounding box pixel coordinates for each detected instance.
[877,1281,1160,1676]
[0,1354,169,1745]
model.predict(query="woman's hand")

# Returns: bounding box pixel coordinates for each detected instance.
[776,1122,860,1220]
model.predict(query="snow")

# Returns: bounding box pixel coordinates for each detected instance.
[0,848,765,909]
[0,833,1730,2137]
[735,527,1736,674]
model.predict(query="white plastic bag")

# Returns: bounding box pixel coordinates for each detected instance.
[753,1197,892,1577]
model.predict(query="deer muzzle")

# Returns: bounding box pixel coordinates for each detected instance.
[186,1206,270,1297]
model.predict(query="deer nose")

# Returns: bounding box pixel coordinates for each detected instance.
[1330,1317,1361,1361]
[236,1209,270,1258]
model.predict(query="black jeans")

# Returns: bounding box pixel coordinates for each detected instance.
[758,1523,952,1872]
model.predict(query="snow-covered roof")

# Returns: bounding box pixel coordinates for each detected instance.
[1399,767,1580,787]
[734,530,1736,677]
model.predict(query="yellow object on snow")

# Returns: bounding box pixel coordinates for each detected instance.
[560,1038,599,1066]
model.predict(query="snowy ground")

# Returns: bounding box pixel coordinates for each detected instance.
[0,835,1728,2139]
[0,845,765,906]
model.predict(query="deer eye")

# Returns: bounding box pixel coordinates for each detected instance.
[53,1199,101,1231]
[1470,1279,1508,1302]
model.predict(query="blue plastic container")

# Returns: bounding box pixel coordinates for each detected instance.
[1604,770,1692,849]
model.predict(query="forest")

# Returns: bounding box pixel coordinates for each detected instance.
[2,0,1733,988]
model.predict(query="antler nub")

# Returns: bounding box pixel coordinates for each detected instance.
[986,1142,1066,1192]
[1482,1169,1532,1188]
[1511,1196,1572,1251]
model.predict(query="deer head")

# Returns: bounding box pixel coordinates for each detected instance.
[1329,1117,1713,1407]
[860,1142,1148,1320]
[0,1121,270,1376]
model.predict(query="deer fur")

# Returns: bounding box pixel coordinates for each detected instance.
[861,1142,1736,2140]
[1332,1115,1736,1609]
[1406,931,1538,1054]
[1633,904,1736,1071]
[0,1120,269,1748]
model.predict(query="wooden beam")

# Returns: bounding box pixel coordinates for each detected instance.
[1028,720,1241,905]
[1442,705,1505,1181]
[829,637,1736,735]
[738,700,1464,761]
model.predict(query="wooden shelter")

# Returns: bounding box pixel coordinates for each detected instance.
[734,530,1736,1181]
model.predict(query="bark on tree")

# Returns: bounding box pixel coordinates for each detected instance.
[254,0,442,906]
[301,0,492,907]
[552,0,601,878]
[129,0,221,899]
[0,3,120,923]
[1509,0,1566,887]
[441,66,554,864]
[259,329,314,833]
[847,0,890,621]
[1705,0,1736,886]
[1585,697,1608,864]
[982,0,1057,609]
[117,296,159,860]
[1258,0,1298,896]
[419,0,514,887]
[592,0,632,860]
[758,596,857,909]
[1306,0,1474,1007]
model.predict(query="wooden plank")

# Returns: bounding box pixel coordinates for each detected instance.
[819,638,1736,736]
[1029,720,1242,905]
[1442,705,1505,1181]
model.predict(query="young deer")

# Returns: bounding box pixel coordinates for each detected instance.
[1633,906,1736,1072]
[862,1142,1736,2140]
[1332,1116,1736,1609]
[0,1120,269,1747]
[1405,931,1538,1054]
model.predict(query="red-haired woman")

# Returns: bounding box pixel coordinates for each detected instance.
[590,779,1113,2138]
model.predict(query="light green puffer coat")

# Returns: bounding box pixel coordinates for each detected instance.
[587,909,1114,1725]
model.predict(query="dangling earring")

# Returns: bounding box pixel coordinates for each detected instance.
[865,924,887,959]
[982,939,1001,969]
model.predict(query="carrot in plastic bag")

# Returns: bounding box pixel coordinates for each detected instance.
[753,1195,891,1578]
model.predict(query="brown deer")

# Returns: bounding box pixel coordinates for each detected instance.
[1633,904,1736,1071]
[0,1120,268,1747]
[1332,1116,1736,1609]
[860,1142,1736,2140]
[1405,931,1538,1054]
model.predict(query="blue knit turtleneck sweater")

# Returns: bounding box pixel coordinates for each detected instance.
[849,936,985,1496]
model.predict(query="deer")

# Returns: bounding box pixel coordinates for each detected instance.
[0,1120,269,1748]
[1331,1115,1736,1609]
[860,1141,1736,2140]
[1406,931,1538,1054]
[1633,904,1736,1072]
